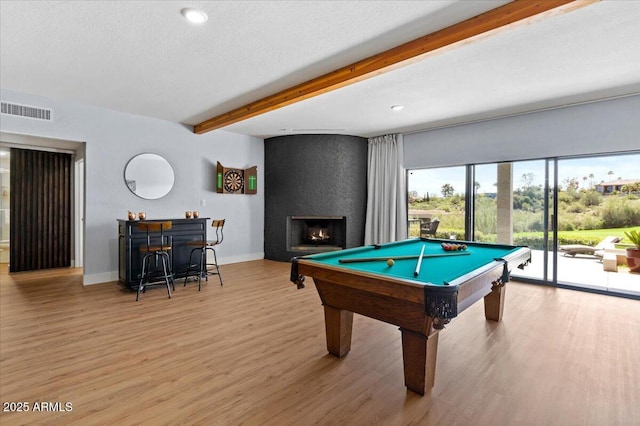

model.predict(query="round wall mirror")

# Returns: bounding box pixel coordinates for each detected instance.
[124,153,175,199]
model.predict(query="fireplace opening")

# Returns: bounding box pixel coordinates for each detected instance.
[306,224,331,244]
[287,216,346,253]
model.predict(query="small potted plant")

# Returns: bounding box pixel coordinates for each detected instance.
[624,229,640,273]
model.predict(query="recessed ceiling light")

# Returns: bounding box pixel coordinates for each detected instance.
[390,105,404,111]
[181,8,208,24]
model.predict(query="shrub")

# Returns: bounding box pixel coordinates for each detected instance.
[580,190,602,207]
[567,202,584,213]
[513,233,546,250]
[475,197,497,235]
[579,214,603,230]
[411,192,638,238]
[556,233,603,247]
[557,218,575,231]
[438,214,465,230]
[435,228,465,240]
[474,232,497,243]
[511,232,605,250]
[558,191,577,204]
[528,219,544,232]
[600,197,640,228]
[513,210,544,233]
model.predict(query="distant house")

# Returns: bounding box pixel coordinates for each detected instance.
[595,179,640,194]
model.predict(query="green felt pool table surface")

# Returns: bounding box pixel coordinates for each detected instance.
[299,238,525,287]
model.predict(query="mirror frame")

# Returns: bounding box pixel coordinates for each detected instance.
[124,153,175,200]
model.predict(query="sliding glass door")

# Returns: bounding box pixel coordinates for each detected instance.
[408,151,640,296]
[473,159,553,282]
[555,154,640,294]
[473,163,497,243]
[509,160,554,282]
[407,166,466,239]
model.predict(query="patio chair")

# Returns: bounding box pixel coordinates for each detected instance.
[558,236,621,257]
[420,218,440,238]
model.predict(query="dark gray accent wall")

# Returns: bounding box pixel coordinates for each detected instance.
[265,134,368,261]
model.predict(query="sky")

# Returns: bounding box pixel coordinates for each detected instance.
[408,153,640,197]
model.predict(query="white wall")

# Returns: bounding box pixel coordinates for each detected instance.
[0,89,264,285]
[404,95,640,169]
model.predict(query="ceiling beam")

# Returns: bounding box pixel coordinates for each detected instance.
[194,0,596,134]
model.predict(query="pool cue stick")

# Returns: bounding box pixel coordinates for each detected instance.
[339,255,418,263]
[338,252,470,263]
[414,244,426,277]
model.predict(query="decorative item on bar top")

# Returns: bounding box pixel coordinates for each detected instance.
[128,211,136,220]
[185,211,193,219]
[138,212,146,220]
[193,211,200,218]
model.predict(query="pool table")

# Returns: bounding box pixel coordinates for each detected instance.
[290,238,531,395]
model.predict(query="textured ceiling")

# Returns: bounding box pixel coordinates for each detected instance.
[1,1,639,138]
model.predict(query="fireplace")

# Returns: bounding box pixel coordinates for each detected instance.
[264,134,367,261]
[287,216,346,253]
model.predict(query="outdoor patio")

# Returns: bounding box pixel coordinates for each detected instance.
[513,249,640,298]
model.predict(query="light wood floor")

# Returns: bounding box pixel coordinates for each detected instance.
[1,261,639,425]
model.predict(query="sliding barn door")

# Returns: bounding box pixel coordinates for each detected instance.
[10,148,72,272]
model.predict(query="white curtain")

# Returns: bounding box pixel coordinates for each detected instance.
[364,134,408,244]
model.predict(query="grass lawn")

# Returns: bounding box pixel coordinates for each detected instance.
[558,227,639,246]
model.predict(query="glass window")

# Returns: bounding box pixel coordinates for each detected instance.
[407,151,640,297]
[408,166,466,239]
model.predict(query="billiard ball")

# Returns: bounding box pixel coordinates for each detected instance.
[387,259,395,267]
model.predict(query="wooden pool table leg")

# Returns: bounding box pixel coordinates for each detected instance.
[400,329,439,395]
[484,280,506,321]
[323,305,353,357]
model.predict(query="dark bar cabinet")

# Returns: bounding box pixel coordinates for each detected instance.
[118,217,208,289]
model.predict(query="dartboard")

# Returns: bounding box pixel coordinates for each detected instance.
[223,169,244,193]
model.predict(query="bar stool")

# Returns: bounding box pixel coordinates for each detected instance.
[137,221,175,301]
[184,219,225,290]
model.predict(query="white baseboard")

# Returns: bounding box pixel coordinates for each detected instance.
[217,252,265,265]
[83,271,119,286]
[82,252,265,285]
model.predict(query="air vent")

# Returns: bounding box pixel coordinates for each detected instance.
[1,101,52,121]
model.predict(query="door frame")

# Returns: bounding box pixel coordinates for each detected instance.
[0,132,85,270]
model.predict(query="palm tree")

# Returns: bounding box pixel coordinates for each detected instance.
[608,170,614,181]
